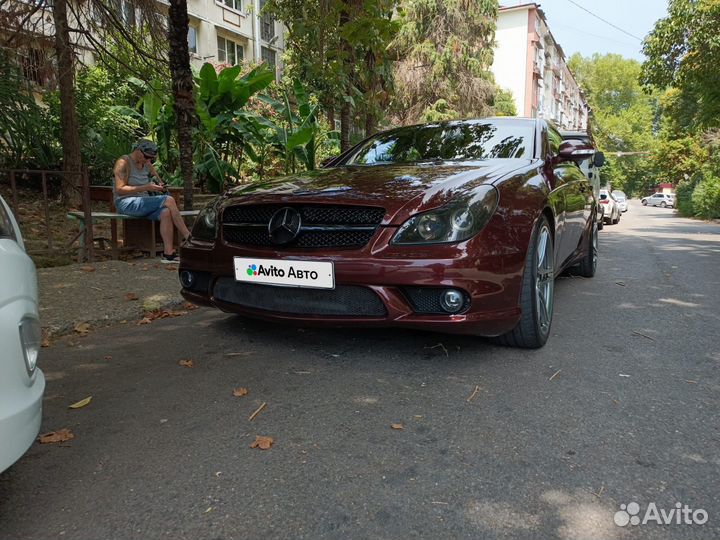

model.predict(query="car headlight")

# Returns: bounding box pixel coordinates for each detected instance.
[392,186,499,244]
[19,316,41,376]
[192,198,220,241]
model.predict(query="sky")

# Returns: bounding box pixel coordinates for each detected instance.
[504,0,670,62]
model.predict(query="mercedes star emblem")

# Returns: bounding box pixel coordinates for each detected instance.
[268,207,302,245]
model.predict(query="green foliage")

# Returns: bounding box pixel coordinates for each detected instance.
[44,65,139,183]
[641,0,720,130]
[690,174,720,219]
[0,53,59,170]
[675,177,697,216]
[391,0,499,123]
[493,89,517,117]
[265,0,399,135]
[568,53,657,196]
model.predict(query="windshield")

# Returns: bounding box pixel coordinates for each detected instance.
[345,121,534,165]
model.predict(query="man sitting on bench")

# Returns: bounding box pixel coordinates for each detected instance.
[113,139,191,263]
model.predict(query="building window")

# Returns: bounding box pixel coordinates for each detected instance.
[20,48,48,87]
[111,0,136,26]
[261,46,276,68]
[188,26,198,55]
[221,0,242,12]
[217,36,244,65]
[259,0,275,41]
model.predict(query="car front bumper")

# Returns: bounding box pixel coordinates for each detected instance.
[179,229,528,337]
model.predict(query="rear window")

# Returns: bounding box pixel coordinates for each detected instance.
[600,193,608,200]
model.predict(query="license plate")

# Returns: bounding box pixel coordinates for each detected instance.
[234,257,335,289]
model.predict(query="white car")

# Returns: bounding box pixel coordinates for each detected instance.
[612,190,628,212]
[642,193,675,208]
[599,189,621,225]
[0,195,44,473]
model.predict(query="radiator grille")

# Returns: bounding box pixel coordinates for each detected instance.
[221,204,385,249]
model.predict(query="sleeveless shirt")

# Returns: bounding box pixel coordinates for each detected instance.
[114,155,151,199]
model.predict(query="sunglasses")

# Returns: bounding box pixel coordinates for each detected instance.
[142,152,156,163]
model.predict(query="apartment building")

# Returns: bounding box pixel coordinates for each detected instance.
[0,0,285,86]
[491,2,588,130]
[184,0,284,77]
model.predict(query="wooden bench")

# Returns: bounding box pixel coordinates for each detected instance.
[67,209,200,261]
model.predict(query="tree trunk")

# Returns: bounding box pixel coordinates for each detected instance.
[326,98,335,129]
[340,100,351,152]
[52,0,81,205]
[365,111,375,137]
[168,0,195,210]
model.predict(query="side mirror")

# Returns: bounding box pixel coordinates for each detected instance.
[593,151,605,168]
[557,140,594,163]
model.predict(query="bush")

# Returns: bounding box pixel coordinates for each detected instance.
[675,178,696,216]
[691,175,720,219]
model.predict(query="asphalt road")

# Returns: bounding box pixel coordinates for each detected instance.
[1,201,719,540]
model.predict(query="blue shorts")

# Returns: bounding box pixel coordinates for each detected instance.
[115,195,169,221]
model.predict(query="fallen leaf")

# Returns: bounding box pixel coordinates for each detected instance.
[204,507,213,514]
[81,266,95,273]
[69,396,92,409]
[233,387,249,397]
[74,322,91,335]
[124,292,139,301]
[38,428,74,444]
[391,423,404,430]
[183,302,199,310]
[250,435,274,450]
[137,309,188,325]
[178,359,194,368]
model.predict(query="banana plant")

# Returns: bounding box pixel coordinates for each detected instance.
[193,63,275,192]
[258,79,323,174]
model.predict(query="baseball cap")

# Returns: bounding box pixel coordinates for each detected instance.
[135,139,158,157]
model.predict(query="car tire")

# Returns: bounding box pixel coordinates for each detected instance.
[492,215,554,349]
[598,218,604,231]
[660,201,667,208]
[642,200,647,206]
[577,220,598,278]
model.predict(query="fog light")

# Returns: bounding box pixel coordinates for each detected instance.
[179,270,195,289]
[19,317,40,376]
[440,289,465,313]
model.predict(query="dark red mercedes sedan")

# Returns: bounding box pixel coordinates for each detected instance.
[179,117,598,348]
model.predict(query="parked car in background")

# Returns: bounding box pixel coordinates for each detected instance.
[0,196,44,473]
[561,130,605,230]
[642,193,675,208]
[181,118,598,349]
[599,189,621,224]
[612,190,628,212]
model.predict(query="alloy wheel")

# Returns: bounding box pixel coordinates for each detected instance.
[535,226,554,336]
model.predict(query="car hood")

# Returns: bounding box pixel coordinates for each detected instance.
[224,159,533,222]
